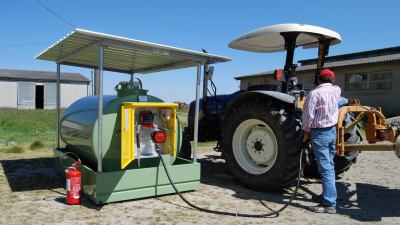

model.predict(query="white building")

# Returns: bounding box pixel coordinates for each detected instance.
[0,69,89,109]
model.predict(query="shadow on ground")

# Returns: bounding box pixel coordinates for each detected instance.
[336,182,400,222]
[0,157,63,191]
[199,153,400,222]
[1,157,104,210]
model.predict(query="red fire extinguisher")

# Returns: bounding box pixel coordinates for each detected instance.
[65,161,81,205]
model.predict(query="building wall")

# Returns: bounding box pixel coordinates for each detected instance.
[0,81,88,109]
[0,81,17,108]
[60,83,88,108]
[297,62,400,116]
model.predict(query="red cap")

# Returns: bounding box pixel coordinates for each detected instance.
[319,69,335,79]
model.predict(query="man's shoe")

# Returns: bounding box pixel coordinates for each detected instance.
[308,205,336,214]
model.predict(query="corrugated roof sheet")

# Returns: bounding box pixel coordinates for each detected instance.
[299,53,400,70]
[0,68,89,84]
[299,46,400,65]
[235,50,400,80]
[36,29,231,74]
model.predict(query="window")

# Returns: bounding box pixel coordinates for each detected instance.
[345,73,368,90]
[368,71,392,90]
[345,71,392,90]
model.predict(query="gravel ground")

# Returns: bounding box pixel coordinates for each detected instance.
[0,148,399,225]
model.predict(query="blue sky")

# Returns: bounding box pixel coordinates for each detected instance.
[1,1,399,103]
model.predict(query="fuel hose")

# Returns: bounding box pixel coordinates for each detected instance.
[156,148,305,218]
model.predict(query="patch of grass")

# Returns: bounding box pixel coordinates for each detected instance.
[29,140,45,150]
[4,145,24,153]
[0,109,63,147]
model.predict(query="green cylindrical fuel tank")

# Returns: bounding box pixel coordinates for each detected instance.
[60,93,183,172]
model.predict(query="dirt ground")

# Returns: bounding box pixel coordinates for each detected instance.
[0,148,399,225]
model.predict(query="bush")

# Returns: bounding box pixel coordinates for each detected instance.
[29,140,45,150]
[5,146,24,153]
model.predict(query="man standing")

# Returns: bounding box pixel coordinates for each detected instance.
[302,69,341,214]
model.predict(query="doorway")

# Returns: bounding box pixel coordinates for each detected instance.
[35,84,44,109]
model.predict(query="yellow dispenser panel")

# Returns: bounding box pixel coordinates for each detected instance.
[120,102,178,169]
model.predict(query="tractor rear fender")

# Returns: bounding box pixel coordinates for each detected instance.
[223,91,295,120]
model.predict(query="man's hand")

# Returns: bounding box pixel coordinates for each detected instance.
[303,131,310,143]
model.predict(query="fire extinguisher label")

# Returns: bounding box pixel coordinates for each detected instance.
[71,178,81,191]
[66,178,80,192]
[66,179,71,191]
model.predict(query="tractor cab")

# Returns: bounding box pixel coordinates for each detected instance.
[229,23,342,94]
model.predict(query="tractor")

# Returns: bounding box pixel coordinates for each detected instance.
[181,23,400,191]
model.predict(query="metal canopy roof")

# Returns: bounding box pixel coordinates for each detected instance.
[36,29,231,74]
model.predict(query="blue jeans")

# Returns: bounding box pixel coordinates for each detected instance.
[311,126,337,207]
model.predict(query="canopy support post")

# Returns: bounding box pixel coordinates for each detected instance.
[56,63,61,148]
[94,69,100,96]
[193,64,202,163]
[97,46,104,172]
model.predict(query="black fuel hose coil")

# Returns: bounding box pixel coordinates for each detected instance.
[156,148,305,218]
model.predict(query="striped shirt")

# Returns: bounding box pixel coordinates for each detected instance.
[302,83,341,132]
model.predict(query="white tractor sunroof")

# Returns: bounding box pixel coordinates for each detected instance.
[229,23,342,53]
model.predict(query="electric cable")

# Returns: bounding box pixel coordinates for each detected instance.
[0,42,52,48]
[156,147,305,218]
[36,0,76,28]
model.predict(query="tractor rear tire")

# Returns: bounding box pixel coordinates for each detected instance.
[303,114,361,177]
[222,100,302,191]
